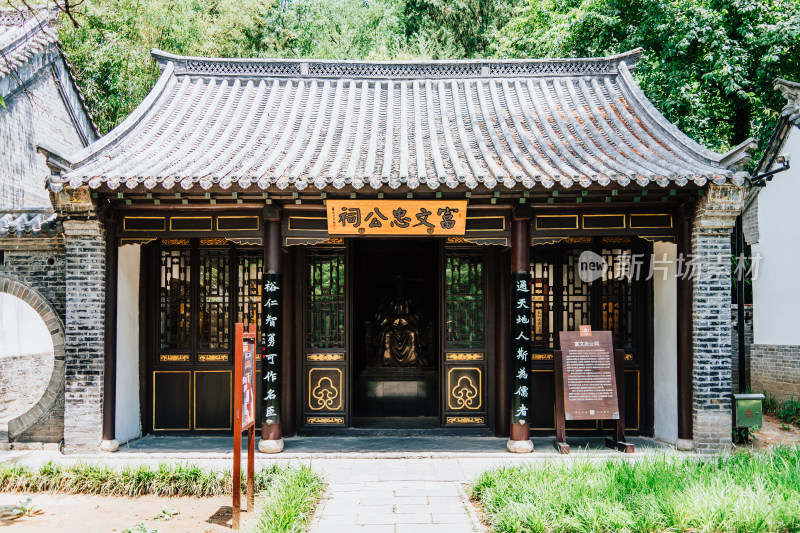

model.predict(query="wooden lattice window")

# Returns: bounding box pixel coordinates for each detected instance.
[305,249,346,350]
[160,249,191,350]
[237,252,263,346]
[444,250,485,349]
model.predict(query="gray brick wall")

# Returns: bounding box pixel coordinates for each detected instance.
[0,239,66,319]
[0,351,53,421]
[62,219,105,452]
[0,67,86,208]
[692,228,734,453]
[0,274,66,444]
[742,193,759,245]
[0,239,66,443]
[751,344,800,402]
[690,184,744,453]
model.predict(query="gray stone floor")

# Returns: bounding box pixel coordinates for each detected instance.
[1,436,680,532]
[116,434,668,455]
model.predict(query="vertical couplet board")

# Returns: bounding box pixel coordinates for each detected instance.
[262,272,281,428]
[511,272,532,426]
[233,323,257,529]
[554,326,633,454]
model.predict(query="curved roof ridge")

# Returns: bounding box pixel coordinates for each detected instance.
[63,61,177,171]
[616,61,755,169]
[151,47,644,79]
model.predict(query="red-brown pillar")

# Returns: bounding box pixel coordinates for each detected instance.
[101,211,119,452]
[495,247,510,437]
[676,202,693,449]
[508,205,533,453]
[259,205,284,453]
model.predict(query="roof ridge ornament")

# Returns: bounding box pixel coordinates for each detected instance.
[150,48,644,79]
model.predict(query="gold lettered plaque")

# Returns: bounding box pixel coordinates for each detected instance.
[327,200,468,236]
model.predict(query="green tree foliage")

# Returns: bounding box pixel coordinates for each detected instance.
[493,0,800,161]
[57,0,274,132]
[403,0,522,58]
[50,0,800,164]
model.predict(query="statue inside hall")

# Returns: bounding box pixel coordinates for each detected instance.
[372,275,429,368]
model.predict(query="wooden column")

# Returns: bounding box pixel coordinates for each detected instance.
[495,247,510,437]
[259,206,284,453]
[101,212,119,452]
[507,206,533,453]
[676,203,693,447]
[281,246,296,436]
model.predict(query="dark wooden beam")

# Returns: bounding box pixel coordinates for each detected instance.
[261,205,284,451]
[677,202,693,442]
[495,247,510,437]
[102,211,118,447]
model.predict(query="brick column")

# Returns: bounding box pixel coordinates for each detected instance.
[690,184,744,453]
[62,219,106,452]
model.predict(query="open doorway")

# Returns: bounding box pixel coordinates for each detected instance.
[351,239,439,428]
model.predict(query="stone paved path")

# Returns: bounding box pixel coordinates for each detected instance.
[309,479,477,533]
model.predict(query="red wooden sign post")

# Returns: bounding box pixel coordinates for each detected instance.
[233,323,256,529]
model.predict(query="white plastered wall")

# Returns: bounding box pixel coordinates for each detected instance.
[0,293,53,356]
[652,241,678,443]
[115,244,141,444]
[752,127,800,345]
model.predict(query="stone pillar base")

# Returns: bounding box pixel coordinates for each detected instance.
[258,438,284,454]
[100,439,119,453]
[675,438,694,451]
[506,439,533,454]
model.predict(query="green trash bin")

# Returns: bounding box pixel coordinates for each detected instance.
[733,393,765,429]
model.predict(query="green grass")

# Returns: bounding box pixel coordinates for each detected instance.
[471,445,800,533]
[251,466,326,533]
[0,462,314,499]
[764,393,800,427]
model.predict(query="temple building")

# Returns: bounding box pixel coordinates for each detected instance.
[4,45,756,453]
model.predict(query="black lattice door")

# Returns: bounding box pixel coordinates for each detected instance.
[301,248,348,428]
[441,248,488,427]
[150,241,263,433]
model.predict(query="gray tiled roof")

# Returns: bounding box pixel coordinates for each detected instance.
[0,8,58,77]
[52,49,754,193]
[0,211,61,237]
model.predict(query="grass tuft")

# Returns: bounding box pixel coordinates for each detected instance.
[764,392,800,427]
[471,445,800,533]
[250,465,325,533]
[0,462,295,497]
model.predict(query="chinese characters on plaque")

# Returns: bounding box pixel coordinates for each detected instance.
[558,328,619,421]
[241,334,255,429]
[327,200,468,236]
[511,272,532,425]
[261,272,281,425]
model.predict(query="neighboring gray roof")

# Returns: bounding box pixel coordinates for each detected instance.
[51,48,754,193]
[0,210,60,237]
[754,78,800,175]
[0,7,57,76]
[776,79,800,128]
[0,7,98,144]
